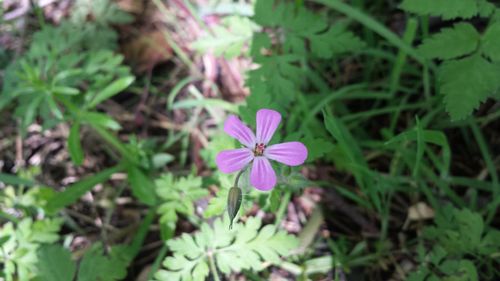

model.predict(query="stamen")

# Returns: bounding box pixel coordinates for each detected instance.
[254,143,266,156]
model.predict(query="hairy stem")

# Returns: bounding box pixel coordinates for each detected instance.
[234,165,248,187]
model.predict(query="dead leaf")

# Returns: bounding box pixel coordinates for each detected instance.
[408,202,435,221]
[121,30,172,73]
[116,0,144,14]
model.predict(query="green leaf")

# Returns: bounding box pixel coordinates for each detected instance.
[481,21,500,62]
[477,0,495,17]
[155,173,208,224]
[246,56,302,108]
[192,16,255,59]
[0,173,36,186]
[323,110,370,188]
[127,165,157,206]
[201,132,236,169]
[68,122,84,166]
[52,86,80,95]
[20,95,44,133]
[204,187,229,218]
[32,218,64,243]
[36,245,76,281]
[440,259,478,281]
[88,76,135,108]
[424,206,492,256]
[310,23,365,58]
[154,217,298,281]
[254,0,364,59]
[400,0,482,20]
[152,153,175,168]
[301,136,334,162]
[253,0,282,27]
[385,127,451,177]
[417,23,480,60]
[45,164,123,214]
[269,188,281,212]
[77,244,129,281]
[81,111,122,130]
[439,54,500,121]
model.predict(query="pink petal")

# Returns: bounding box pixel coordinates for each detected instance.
[224,115,256,148]
[250,157,277,191]
[264,142,308,166]
[216,148,254,173]
[256,109,281,144]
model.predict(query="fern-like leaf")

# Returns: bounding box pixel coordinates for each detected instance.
[155,174,208,225]
[400,0,492,20]
[310,23,366,59]
[192,16,255,59]
[417,23,480,60]
[154,217,298,281]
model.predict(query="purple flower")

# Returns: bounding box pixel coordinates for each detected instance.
[216,109,308,191]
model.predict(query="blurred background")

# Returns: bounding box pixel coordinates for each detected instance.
[1,0,499,280]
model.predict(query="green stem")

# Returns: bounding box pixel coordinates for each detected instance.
[146,243,169,281]
[129,208,156,258]
[274,191,291,231]
[208,254,221,281]
[234,166,248,187]
[0,210,20,223]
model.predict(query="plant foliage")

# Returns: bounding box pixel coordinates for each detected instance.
[408,206,500,280]
[401,0,500,120]
[154,217,298,281]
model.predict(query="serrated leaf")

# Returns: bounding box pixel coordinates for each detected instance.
[440,259,478,281]
[32,218,64,243]
[417,23,479,60]
[36,245,76,281]
[253,0,282,27]
[247,56,302,108]
[204,188,228,218]
[424,206,494,256]
[439,54,500,121]
[400,0,480,20]
[192,16,254,59]
[310,24,365,58]
[77,244,129,281]
[481,21,500,62]
[155,173,208,225]
[477,0,495,17]
[68,122,84,166]
[154,217,298,281]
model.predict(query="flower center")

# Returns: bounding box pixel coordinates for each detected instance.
[254,143,266,156]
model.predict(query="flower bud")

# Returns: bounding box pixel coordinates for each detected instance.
[227,186,242,230]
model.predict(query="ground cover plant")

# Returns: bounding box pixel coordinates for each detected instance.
[1,0,499,280]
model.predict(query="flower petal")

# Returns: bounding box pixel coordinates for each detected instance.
[224,115,256,148]
[256,109,281,144]
[250,156,277,191]
[264,142,308,166]
[216,148,253,173]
